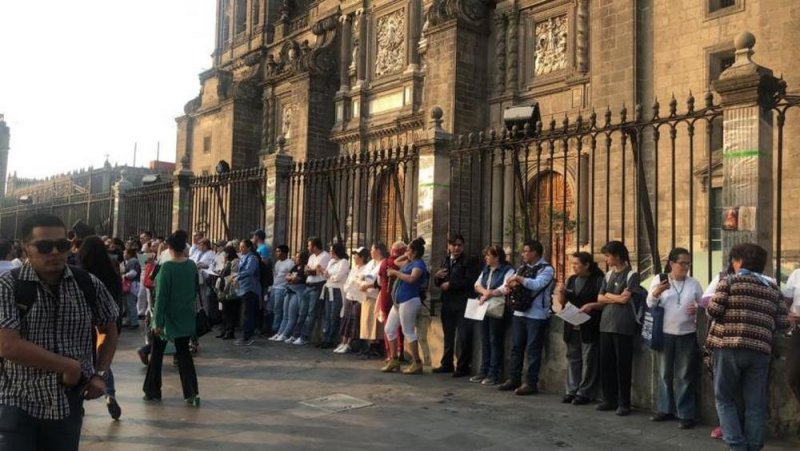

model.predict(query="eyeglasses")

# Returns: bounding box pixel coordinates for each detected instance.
[30,239,71,254]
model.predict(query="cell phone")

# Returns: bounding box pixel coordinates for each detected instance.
[659,273,668,284]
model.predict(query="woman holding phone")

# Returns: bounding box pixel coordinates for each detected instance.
[646,248,703,429]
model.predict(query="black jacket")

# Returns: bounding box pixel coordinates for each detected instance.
[563,273,603,344]
[434,253,481,304]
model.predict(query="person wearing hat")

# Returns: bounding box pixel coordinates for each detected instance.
[335,247,370,354]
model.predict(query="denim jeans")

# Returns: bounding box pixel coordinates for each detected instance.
[0,392,84,451]
[657,332,698,419]
[322,288,343,344]
[480,316,506,379]
[295,283,323,340]
[713,348,771,451]
[279,287,304,337]
[125,292,139,326]
[270,287,288,333]
[105,368,116,397]
[241,291,260,340]
[508,316,549,386]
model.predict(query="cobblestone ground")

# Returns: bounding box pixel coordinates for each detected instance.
[80,328,796,451]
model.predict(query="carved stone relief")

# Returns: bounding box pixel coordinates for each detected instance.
[350,13,360,72]
[534,15,568,77]
[282,106,293,140]
[375,9,406,78]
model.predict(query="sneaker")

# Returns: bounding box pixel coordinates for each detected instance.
[469,374,486,383]
[142,394,162,402]
[292,337,307,346]
[274,334,286,341]
[284,336,296,344]
[185,396,201,407]
[268,334,280,341]
[402,360,423,375]
[106,396,121,420]
[710,426,723,440]
[381,359,402,373]
[336,344,351,354]
[234,338,255,346]
[481,376,498,386]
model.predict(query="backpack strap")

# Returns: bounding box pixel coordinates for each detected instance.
[10,267,37,321]
[69,265,99,320]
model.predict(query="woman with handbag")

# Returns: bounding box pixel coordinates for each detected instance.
[470,245,514,386]
[215,246,240,340]
[558,252,604,405]
[143,231,200,406]
[646,247,703,429]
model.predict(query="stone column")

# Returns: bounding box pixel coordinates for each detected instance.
[712,32,781,271]
[111,172,134,239]
[262,150,294,246]
[172,153,195,233]
[494,13,507,95]
[406,0,421,72]
[261,90,273,154]
[415,107,452,268]
[353,9,366,86]
[338,14,352,93]
[505,11,519,97]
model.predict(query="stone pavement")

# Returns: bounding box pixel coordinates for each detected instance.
[80,329,797,451]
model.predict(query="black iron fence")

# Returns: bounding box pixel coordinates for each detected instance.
[121,182,174,239]
[284,146,419,253]
[449,89,800,283]
[0,192,113,239]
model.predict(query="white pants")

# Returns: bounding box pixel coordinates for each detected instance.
[385,298,421,342]
[137,283,150,316]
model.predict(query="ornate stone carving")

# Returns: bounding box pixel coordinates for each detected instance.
[506,12,518,94]
[375,10,406,78]
[281,106,293,140]
[350,12,361,73]
[534,15,568,77]
[264,14,340,81]
[184,96,201,115]
[494,13,507,94]
[424,0,494,29]
[576,0,588,74]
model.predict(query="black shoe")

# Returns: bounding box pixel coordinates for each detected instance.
[572,396,590,406]
[678,419,696,430]
[106,396,121,420]
[650,412,675,422]
[452,369,470,378]
[432,366,454,374]
[142,394,162,402]
[223,334,235,340]
[616,406,631,416]
[497,379,521,391]
[596,402,617,411]
[514,384,539,396]
[562,394,575,404]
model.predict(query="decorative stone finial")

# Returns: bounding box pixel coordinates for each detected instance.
[735,32,756,51]
[180,152,190,170]
[430,106,444,130]
[277,136,287,154]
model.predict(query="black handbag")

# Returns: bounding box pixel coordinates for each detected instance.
[196,309,212,337]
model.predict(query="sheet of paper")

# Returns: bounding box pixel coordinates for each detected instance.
[556,302,591,326]
[464,298,489,321]
[201,268,218,277]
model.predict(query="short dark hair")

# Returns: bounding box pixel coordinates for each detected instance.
[0,239,13,259]
[276,244,289,254]
[483,245,507,265]
[371,242,388,259]
[307,236,323,250]
[600,240,630,266]
[253,229,266,241]
[21,214,66,242]
[241,239,255,253]
[729,243,768,273]
[167,230,188,253]
[448,233,465,245]
[523,240,544,257]
[330,242,347,259]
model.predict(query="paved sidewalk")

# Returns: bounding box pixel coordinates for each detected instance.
[80,329,797,450]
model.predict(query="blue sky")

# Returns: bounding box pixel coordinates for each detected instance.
[0,0,216,179]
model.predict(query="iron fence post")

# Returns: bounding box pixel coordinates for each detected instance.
[712,32,781,275]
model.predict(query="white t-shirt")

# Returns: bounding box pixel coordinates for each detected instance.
[324,258,350,290]
[344,264,367,302]
[362,259,381,299]
[782,269,800,314]
[272,258,295,290]
[647,276,703,335]
[306,251,331,285]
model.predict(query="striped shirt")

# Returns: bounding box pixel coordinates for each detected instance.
[706,273,791,355]
[0,264,119,419]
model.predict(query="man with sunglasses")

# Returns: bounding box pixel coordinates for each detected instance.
[0,214,120,451]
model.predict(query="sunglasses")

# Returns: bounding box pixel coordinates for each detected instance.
[30,239,71,254]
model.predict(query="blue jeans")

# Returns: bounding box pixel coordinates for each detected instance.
[105,368,116,397]
[279,287,304,337]
[295,283,323,340]
[322,288,343,344]
[270,287,288,333]
[508,316,549,386]
[713,348,771,451]
[126,292,139,326]
[241,291,259,340]
[657,332,698,419]
[480,316,506,379]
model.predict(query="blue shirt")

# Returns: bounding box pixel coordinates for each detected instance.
[257,243,270,261]
[395,260,427,304]
[514,258,554,320]
[237,252,261,298]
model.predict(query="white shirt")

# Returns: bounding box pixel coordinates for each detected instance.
[782,269,800,314]
[272,258,295,290]
[0,260,16,276]
[306,251,331,284]
[324,258,350,290]
[647,276,703,335]
[474,267,515,296]
[344,264,367,302]
[362,259,381,299]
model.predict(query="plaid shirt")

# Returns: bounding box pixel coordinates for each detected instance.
[0,263,119,420]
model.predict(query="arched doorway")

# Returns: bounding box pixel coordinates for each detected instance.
[375,169,405,245]
[529,171,575,282]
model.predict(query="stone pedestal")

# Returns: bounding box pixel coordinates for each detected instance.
[111,171,133,239]
[712,32,781,271]
[172,154,195,234]
[262,151,294,247]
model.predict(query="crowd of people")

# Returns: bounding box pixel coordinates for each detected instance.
[0,213,798,451]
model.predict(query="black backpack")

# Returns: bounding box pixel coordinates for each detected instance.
[256,254,274,290]
[10,265,98,322]
[509,263,554,312]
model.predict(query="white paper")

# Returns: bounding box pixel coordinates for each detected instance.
[201,268,218,277]
[556,302,592,326]
[464,298,489,321]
